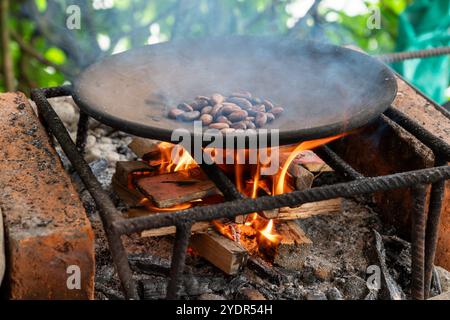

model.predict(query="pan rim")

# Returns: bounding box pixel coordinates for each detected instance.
[72,36,398,147]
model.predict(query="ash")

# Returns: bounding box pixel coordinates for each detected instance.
[46,96,440,301]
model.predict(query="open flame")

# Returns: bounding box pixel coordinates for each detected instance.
[128,133,347,258]
[157,142,198,173]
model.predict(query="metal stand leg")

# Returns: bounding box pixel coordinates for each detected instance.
[166,221,193,299]
[424,157,446,297]
[411,186,427,300]
[76,111,90,154]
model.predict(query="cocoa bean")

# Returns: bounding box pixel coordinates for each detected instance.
[271,107,284,117]
[228,110,248,122]
[255,112,267,128]
[262,100,274,111]
[221,104,241,116]
[177,103,193,112]
[201,106,212,114]
[255,104,266,113]
[209,123,229,129]
[191,99,209,110]
[246,121,256,129]
[216,116,229,123]
[250,97,262,105]
[200,114,213,126]
[168,108,185,119]
[245,116,255,122]
[226,97,253,110]
[179,111,200,121]
[210,104,224,118]
[266,112,275,122]
[247,108,258,116]
[210,93,225,105]
[231,121,247,130]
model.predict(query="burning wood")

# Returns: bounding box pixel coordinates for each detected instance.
[190,231,248,275]
[127,208,212,237]
[128,137,161,160]
[135,168,220,208]
[271,221,312,271]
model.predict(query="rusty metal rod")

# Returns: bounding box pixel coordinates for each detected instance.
[31,88,139,300]
[424,157,446,298]
[315,145,364,180]
[378,46,450,64]
[113,165,450,235]
[76,111,90,155]
[411,186,427,300]
[166,221,193,299]
[384,107,450,160]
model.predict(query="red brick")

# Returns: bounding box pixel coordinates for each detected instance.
[0,92,94,299]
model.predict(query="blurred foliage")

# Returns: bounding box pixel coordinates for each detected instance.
[0,0,412,93]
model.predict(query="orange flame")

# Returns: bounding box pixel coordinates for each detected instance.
[274,133,346,195]
[157,142,198,174]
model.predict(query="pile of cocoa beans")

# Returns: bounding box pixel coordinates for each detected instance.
[168,92,284,133]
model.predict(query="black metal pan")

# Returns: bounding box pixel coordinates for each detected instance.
[72,36,397,146]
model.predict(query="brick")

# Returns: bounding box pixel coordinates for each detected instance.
[0,92,94,299]
[334,75,450,270]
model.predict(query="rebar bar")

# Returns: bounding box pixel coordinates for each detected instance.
[411,186,427,300]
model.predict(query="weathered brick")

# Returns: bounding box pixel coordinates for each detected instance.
[0,92,94,299]
[334,75,450,270]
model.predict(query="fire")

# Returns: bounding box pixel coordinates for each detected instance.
[274,133,347,195]
[157,142,198,173]
[259,219,282,243]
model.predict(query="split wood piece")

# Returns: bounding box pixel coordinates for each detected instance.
[112,161,154,207]
[294,150,333,173]
[115,161,154,186]
[190,231,248,275]
[127,208,211,237]
[277,198,342,220]
[272,221,312,271]
[128,137,161,160]
[135,168,221,208]
[112,176,144,207]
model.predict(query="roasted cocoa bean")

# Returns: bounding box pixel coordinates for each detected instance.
[247,108,258,116]
[209,122,230,129]
[179,111,200,121]
[200,114,213,126]
[255,104,266,113]
[168,108,185,119]
[231,121,247,130]
[221,104,241,116]
[210,104,224,118]
[228,110,248,122]
[271,107,284,117]
[250,97,262,105]
[262,100,274,111]
[201,106,212,114]
[266,112,275,122]
[216,115,229,123]
[226,97,253,110]
[191,99,209,110]
[177,103,193,112]
[246,121,256,129]
[255,112,267,127]
[210,93,225,105]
